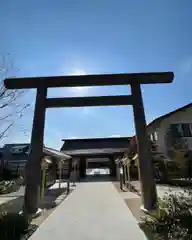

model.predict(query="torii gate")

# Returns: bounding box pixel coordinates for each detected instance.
[4,71,174,217]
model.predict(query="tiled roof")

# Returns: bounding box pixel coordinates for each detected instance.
[2,143,71,160]
[62,148,128,156]
[61,137,130,151]
[44,147,71,160]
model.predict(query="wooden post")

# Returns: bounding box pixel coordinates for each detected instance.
[124,158,129,189]
[59,161,62,189]
[131,83,157,211]
[127,163,131,188]
[23,87,47,216]
[119,160,123,190]
[67,159,72,194]
[123,163,126,185]
[123,163,127,188]
[116,159,120,181]
[79,157,86,179]
[41,169,46,201]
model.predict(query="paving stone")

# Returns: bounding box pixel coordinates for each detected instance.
[29,181,147,240]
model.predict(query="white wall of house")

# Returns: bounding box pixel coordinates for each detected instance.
[147,106,192,154]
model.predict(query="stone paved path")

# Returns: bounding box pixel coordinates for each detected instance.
[29,181,147,240]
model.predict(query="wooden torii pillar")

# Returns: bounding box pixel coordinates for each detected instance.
[4,72,174,217]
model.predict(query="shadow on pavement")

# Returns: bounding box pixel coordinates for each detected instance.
[39,187,69,210]
[0,186,74,214]
[0,196,24,213]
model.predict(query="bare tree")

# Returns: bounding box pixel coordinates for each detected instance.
[0,54,29,141]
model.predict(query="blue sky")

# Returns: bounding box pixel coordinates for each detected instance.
[0,0,191,149]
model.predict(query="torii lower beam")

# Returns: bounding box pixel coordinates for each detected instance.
[46,95,133,108]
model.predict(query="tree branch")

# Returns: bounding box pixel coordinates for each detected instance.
[0,54,30,140]
[0,123,13,139]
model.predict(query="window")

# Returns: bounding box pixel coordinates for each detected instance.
[10,145,28,155]
[153,132,158,141]
[170,124,182,137]
[181,124,192,137]
[11,147,23,154]
[149,132,158,141]
[170,123,192,138]
[150,134,153,141]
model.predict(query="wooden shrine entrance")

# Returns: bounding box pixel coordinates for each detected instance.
[4,71,174,217]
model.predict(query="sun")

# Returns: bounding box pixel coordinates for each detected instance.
[71,70,87,76]
[70,70,89,91]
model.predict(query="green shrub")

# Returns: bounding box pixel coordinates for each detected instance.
[0,179,21,194]
[0,176,23,194]
[0,213,29,240]
[0,180,15,194]
[140,189,192,239]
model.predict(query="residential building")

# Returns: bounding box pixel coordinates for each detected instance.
[1,143,30,175]
[147,103,192,158]
[0,143,71,185]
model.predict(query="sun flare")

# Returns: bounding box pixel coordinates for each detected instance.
[71,70,87,76]
[70,70,89,91]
